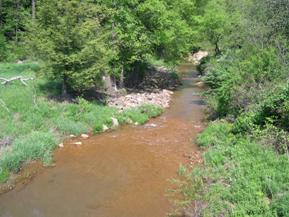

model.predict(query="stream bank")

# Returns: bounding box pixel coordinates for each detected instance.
[0,62,205,217]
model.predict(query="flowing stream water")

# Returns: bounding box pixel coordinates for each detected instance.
[0,63,205,217]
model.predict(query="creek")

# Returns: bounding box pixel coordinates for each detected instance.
[0,63,205,217]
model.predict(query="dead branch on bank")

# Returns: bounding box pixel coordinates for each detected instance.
[0,76,34,86]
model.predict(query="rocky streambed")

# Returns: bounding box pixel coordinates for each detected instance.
[107,89,174,111]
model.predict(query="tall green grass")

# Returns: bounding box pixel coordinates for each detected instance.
[0,62,163,182]
[178,121,289,216]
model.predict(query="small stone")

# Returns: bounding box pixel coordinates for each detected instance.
[145,123,157,128]
[102,125,109,132]
[58,143,64,148]
[81,134,89,139]
[194,125,202,129]
[126,118,133,124]
[70,134,76,138]
[134,122,139,126]
[74,142,82,146]
[112,117,119,128]
[195,81,205,88]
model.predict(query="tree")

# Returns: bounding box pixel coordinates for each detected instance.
[200,0,232,55]
[96,0,199,87]
[28,0,114,95]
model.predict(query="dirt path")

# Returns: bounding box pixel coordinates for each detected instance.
[0,63,205,217]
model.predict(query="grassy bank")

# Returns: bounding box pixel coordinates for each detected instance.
[177,121,289,216]
[0,63,163,182]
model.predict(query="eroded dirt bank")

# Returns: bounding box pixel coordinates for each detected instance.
[0,63,205,217]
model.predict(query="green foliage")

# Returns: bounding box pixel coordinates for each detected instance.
[0,132,57,173]
[27,0,114,93]
[54,118,88,136]
[0,33,7,61]
[119,104,163,125]
[203,46,288,118]
[196,121,232,147]
[180,122,289,216]
[252,123,289,154]
[199,0,232,54]
[0,168,9,183]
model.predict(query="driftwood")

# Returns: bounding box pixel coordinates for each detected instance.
[0,76,34,86]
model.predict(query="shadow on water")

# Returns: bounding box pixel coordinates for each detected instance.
[0,62,206,217]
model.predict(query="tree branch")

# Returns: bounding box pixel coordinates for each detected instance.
[0,76,34,86]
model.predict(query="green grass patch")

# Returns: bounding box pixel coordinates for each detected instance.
[0,167,9,183]
[196,121,233,148]
[0,132,57,172]
[179,121,289,216]
[119,104,163,125]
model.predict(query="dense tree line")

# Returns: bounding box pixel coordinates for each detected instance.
[0,0,208,95]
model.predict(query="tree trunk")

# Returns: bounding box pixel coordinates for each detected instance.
[32,0,36,19]
[15,0,20,43]
[0,0,2,26]
[119,66,124,89]
[103,73,117,95]
[62,75,68,98]
[215,41,221,56]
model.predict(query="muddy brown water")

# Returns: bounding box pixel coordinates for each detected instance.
[0,63,205,217]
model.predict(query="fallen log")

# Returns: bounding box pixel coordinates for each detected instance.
[0,76,34,86]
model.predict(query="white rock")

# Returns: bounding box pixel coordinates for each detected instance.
[145,123,157,128]
[112,118,119,128]
[126,118,133,124]
[70,134,76,138]
[58,143,64,148]
[102,125,109,132]
[135,122,139,126]
[74,142,82,146]
[194,125,202,129]
[81,134,89,139]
